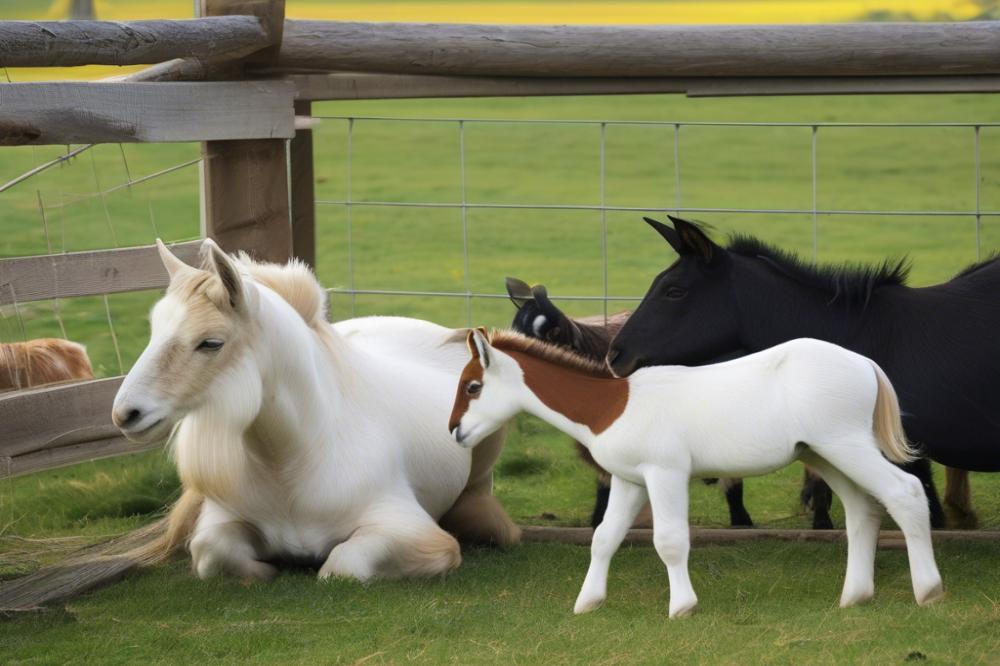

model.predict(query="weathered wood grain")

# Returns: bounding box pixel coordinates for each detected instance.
[3,436,160,479]
[0,17,267,67]
[0,82,295,145]
[0,377,125,458]
[0,240,201,305]
[290,100,315,268]
[277,21,1000,78]
[291,72,1000,101]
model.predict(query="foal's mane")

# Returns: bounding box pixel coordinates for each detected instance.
[235,253,328,328]
[726,234,911,307]
[488,329,615,378]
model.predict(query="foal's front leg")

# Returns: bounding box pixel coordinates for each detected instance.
[574,475,648,614]
[645,466,698,618]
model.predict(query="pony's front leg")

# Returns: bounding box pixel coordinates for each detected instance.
[574,475,648,614]
[189,499,276,581]
[319,501,461,582]
[645,466,698,619]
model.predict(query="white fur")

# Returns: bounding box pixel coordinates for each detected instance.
[457,333,944,618]
[114,242,500,581]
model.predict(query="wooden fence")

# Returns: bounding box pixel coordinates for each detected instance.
[1,3,999,479]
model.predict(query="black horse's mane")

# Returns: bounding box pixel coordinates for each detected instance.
[953,252,1000,279]
[726,234,911,307]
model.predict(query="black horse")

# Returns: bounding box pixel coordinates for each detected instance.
[608,216,1000,527]
[506,277,755,529]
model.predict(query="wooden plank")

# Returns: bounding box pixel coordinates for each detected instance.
[0,16,268,67]
[0,82,295,145]
[290,72,1000,101]
[520,526,1000,546]
[3,436,160,479]
[277,20,1000,78]
[290,100,315,268]
[0,377,124,458]
[0,240,201,305]
[201,139,292,261]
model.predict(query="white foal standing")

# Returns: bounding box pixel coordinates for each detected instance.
[449,329,944,618]
[113,240,518,582]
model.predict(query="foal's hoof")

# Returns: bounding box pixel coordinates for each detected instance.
[574,595,606,615]
[669,601,698,619]
[917,581,945,607]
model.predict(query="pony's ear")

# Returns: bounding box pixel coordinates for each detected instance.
[156,238,193,281]
[643,217,684,255]
[202,238,245,312]
[467,327,491,369]
[506,277,533,309]
[667,215,721,265]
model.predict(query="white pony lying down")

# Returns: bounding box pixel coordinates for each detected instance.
[113,239,519,581]
[449,329,943,618]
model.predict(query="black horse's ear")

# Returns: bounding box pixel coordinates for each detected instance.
[667,215,720,265]
[530,284,557,313]
[505,276,533,309]
[643,217,684,255]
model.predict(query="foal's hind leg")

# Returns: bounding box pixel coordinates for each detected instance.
[574,475,648,614]
[800,452,882,607]
[815,441,944,606]
[319,501,461,581]
[645,467,698,619]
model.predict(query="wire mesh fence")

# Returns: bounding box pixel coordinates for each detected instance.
[312,115,1000,328]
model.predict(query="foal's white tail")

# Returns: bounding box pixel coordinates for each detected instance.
[871,363,916,464]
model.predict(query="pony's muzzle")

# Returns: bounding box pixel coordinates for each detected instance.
[606,346,639,378]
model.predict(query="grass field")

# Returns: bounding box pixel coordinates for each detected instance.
[2,55,1000,664]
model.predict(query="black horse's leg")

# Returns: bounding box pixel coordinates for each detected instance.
[722,478,753,527]
[901,458,946,529]
[802,467,834,529]
[591,479,610,528]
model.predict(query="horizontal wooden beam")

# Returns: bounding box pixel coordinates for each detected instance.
[3,436,159,479]
[0,240,200,305]
[0,16,268,67]
[0,82,295,145]
[277,20,1000,78]
[290,72,1000,101]
[0,377,124,458]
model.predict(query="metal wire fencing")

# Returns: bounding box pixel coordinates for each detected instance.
[312,115,999,327]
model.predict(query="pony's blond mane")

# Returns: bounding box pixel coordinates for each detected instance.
[234,253,328,328]
[487,329,614,378]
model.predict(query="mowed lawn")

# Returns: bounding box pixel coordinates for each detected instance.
[2,92,1000,663]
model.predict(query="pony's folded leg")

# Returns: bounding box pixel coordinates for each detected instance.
[319,504,462,582]
[189,518,274,582]
[440,489,521,548]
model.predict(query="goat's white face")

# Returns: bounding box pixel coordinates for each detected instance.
[448,330,521,449]
[111,240,257,444]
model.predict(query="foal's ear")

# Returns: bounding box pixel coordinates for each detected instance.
[643,217,684,255]
[505,277,533,309]
[156,238,193,281]
[202,238,245,312]
[467,328,491,369]
[667,216,721,265]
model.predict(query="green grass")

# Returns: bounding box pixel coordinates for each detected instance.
[2,92,1000,662]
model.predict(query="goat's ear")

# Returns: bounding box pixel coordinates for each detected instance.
[506,277,533,309]
[156,238,193,281]
[467,328,491,369]
[202,238,245,312]
[666,215,721,265]
[643,217,684,255]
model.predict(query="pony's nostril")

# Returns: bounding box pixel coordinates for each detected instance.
[116,407,143,429]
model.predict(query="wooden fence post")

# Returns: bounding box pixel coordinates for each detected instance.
[290,100,316,268]
[199,0,293,261]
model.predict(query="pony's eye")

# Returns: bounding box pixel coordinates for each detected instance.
[664,286,687,300]
[196,338,225,352]
[466,381,482,396]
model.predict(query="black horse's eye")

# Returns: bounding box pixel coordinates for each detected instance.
[196,338,225,352]
[466,381,482,396]
[664,286,687,300]
[545,326,562,341]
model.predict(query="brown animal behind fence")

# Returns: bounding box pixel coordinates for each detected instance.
[0,338,95,391]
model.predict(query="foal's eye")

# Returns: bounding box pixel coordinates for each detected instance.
[466,382,482,396]
[196,338,225,352]
[664,286,687,300]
